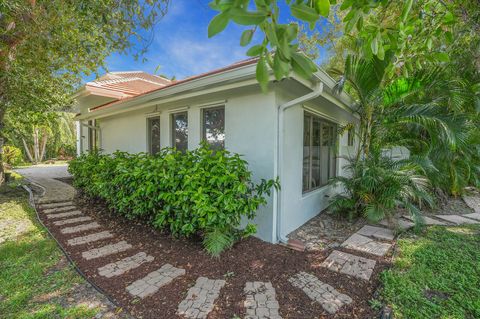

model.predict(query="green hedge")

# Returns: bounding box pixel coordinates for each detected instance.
[68,143,278,256]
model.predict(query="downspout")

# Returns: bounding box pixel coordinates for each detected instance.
[275,81,324,243]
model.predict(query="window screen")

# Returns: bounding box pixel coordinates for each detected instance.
[202,106,225,150]
[303,112,337,192]
[148,117,161,155]
[171,111,188,152]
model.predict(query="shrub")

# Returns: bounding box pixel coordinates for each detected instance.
[330,150,434,225]
[3,145,23,166]
[68,143,279,256]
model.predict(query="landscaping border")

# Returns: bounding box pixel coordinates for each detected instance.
[21,183,121,310]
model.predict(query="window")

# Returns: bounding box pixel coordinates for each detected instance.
[147,117,161,155]
[347,126,355,146]
[202,106,225,150]
[87,120,99,151]
[171,111,188,152]
[303,112,337,192]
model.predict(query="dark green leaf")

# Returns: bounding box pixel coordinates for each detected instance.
[315,0,330,17]
[246,44,264,56]
[433,52,450,62]
[240,29,254,46]
[290,4,319,23]
[256,57,269,91]
[230,9,267,25]
[401,0,413,22]
[208,12,230,38]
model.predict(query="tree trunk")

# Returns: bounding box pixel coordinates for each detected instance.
[22,138,35,163]
[33,127,39,164]
[39,128,48,161]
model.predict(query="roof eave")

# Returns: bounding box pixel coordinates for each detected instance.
[76,63,355,121]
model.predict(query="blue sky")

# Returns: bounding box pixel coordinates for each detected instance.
[92,1,330,81]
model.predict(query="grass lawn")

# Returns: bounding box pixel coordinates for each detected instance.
[0,176,99,319]
[380,225,480,319]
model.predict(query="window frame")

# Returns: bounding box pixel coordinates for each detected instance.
[347,126,355,146]
[302,111,338,194]
[171,111,188,152]
[201,105,225,149]
[146,116,161,155]
[87,119,99,151]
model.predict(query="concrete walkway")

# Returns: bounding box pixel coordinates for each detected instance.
[15,164,76,203]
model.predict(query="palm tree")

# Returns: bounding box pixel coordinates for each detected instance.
[328,54,476,223]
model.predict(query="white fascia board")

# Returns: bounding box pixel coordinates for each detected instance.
[77,61,355,121]
[77,63,259,120]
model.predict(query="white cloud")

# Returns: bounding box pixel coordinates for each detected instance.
[157,35,246,78]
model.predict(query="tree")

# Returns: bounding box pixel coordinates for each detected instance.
[0,0,169,182]
[208,0,458,89]
[4,110,76,163]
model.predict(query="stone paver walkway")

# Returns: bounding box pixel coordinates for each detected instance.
[341,233,392,256]
[288,272,352,314]
[321,250,376,281]
[244,281,281,319]
[44,206,77,214]
[82,241,132,260]
[463,212,480,221]
[39,201,74,209]
[177,277,226,319]
[379,218,415,230]
[126,264,185,299]
[46,210,83,219]
[403,215,449,225]
[463,194,480,213]
[60,222,101,234]
[435,214,480,225]
[356,225,395,241]
[98,252,154,278]
[53,216,93,226]
[22,165,480,318]
[67,231,114,246]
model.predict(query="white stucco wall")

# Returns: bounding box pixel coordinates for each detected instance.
[78,80,356,243]
[277,90,358,239]
[90,88,277,242]
[98,108,149,154]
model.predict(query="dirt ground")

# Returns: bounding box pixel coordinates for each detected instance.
[37,191,389,319]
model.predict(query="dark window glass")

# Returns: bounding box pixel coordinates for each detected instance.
[148,117,161,155]
[347,127,354,146]
[202,106,225,150]
[303,115,311,191]
[302,113,337,193]
[171,112,188,152]
[88,120,98,151]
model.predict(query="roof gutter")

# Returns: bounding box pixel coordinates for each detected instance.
[274,81,324,244]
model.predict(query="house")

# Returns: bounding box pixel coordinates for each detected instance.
[73,58,357,244]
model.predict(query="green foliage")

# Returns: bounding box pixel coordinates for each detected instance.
[380,225,480,318]
[2,145,22,166]
[0,185,98,318]
[203,229,234,258]
[208,0,458,89]
[330,151,433,224]
[68,143,279,256]
[332,54,479,199]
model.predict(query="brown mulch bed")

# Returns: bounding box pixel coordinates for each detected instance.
[36,194,391,319]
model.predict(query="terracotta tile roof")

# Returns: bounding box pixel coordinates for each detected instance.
[90,57,259,112]
[99,71,172,86]
[86,72,172,97]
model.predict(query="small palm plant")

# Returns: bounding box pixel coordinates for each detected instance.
[328,55,474,225]
[330,151,434,224]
